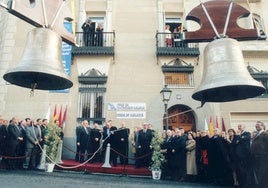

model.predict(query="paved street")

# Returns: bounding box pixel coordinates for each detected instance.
[0,169,231,188]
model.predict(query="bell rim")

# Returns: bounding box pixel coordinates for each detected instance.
[192,85,266,102]
[3,71,73,90]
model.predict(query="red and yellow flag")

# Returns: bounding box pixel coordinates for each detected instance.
[209,116,214,136]
[58,105,63,127]
[52,104,58,123]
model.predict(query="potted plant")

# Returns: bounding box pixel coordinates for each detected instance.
[45,123,62,172]
[150,131,166,180]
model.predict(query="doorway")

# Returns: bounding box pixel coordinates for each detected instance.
[164,104,195,132]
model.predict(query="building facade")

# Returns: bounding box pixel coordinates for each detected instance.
[0,0,267,159]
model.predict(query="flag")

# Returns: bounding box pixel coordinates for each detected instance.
[58,105,63,127]
[62,105,67,130]
[216,116,219,128]
[222,117,226,132]
[204,117,209,131]
[52,104,57,122]
[45,105,51,122]
[209,116,214,136]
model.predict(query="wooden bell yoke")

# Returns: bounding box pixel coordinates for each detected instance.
[6,0,75,45]
[184,0,260,42]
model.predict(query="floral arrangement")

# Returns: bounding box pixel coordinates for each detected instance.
[45,123,62,163]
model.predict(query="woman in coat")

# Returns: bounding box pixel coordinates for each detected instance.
[185,132,197,182]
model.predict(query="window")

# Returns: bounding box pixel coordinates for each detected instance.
[164,72,194,87]
[162,58,194,88]
[78,69,107,125]
[165,18,182,33]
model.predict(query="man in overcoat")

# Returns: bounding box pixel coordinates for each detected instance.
[251,121,268,188]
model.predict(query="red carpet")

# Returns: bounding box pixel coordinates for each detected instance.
[55,159,151,177]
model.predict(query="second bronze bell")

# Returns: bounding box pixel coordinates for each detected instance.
[3,28,73,90]
[192,38,265,104]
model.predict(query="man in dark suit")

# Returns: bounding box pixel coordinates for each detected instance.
[75,122,82,162]
[81,19,95,46]
[235,124,252,188]
[251,121,268,188]
[7,117,23,169]
[89,123,102,163]
[0,117,8,164]
[135,122,153,168]
[17,119,27,169]
[102,120,118,166]
[208,128,230,186]
[117,122,130,165]
[76,120,91,163]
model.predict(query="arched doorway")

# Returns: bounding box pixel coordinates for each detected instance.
[163,104,196,132]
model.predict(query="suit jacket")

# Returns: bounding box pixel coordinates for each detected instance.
[7,123,21,145]
[137,129,153,149]
[89,128,102,152]
[25,125,41,149]
[76,126,91,150]
[117,128,130,148]
[235,131,251,160]
[251,131,268,156]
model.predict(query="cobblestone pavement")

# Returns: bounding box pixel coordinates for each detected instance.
[0,169,231,188]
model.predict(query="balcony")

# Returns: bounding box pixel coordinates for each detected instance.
[156,32,200,57]
[72,31,115,56]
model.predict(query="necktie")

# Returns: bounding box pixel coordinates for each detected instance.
[84,127,88,134]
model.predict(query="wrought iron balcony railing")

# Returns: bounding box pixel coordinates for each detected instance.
[72,31,115,55]
[156,32,200,56]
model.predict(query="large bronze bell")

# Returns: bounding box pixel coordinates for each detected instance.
[3,28,73,90]
[192,38,265,104]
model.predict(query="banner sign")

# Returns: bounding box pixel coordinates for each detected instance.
[108,102,146,111]
[50,22,72,93]
[116,111,146,119]
[108,102,146,119]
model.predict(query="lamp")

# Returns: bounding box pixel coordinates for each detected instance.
[160,85,172,139]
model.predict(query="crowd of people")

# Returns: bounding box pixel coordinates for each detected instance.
[133,121,268,188]
[0,116,61,170]
[1,115,268,188]
[75,120,130,167]
[81,18,104,47]
[76,119,268,187]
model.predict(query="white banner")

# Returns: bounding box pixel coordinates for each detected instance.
[116,111,146,119]
[108,102,146,111]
